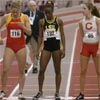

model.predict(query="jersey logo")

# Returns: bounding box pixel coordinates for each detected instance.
[85,22,93,30]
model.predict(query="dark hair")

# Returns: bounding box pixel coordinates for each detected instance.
[84,3,100,17]
[45,0,54,10]
[92,6,100,17]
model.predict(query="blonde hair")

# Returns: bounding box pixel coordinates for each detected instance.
[11,0,22,9]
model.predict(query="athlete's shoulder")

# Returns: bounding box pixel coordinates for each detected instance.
[39,18,45,27]
[20,13,29,24]
[40,18,45,23]
[95,16,100,21]
[21,13,28,19]
[5,13,12,24]
[56,17,63,25]
[95,16,100,25]
[2,13,10,19]
[78,18,83,24]
[41,18,45,21]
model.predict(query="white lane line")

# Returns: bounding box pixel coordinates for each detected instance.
[7,96,65,100]
[6,96,99,100]
[9,63,33,97]
[65,28,78,100]
[0,58,3,62]
[0,38,6,62]
[67,96,99,99]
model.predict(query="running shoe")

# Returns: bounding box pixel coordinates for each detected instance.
[76,93,84,100]
[25,66,28,73]
[32,59,39,74]
[32,67,38,73]
[55,93,61,100]
[0,91,6,99]
[99,94,100,99]
[32,91,42,100]
[18,92,24,99]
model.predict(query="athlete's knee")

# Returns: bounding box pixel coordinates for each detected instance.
[39,69,45,75]
[80,70,87,76]
[3,69,8,74]
[19,69,25,75]
[96,71,100,77]
[55,69,61,75]
[3,67,9,74]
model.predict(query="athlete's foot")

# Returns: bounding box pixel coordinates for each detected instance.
[32,67,38,74]
[76,93,84,100]
[18,92,24,100]
[99,94,100,99]
[25,63,29,74]
[32,91,42,100]
[25,66,28,73]
[55,93,61,100]
[0,91,6,99]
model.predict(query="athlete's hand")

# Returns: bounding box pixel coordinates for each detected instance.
[61,49,65,58]
[36,52,40,60]
[97,49,100,55]
[17,22,24,29]
[0,39,3,45]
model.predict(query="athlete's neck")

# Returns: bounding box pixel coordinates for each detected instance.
[46,16,55,22]
[11,13,21,19]
[85,13,93,20]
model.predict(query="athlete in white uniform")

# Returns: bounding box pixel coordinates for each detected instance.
[76,3,100,100]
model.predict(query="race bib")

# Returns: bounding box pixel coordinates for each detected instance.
[85,32,96,39]
[10,29,21,38]
[45,29,56,38]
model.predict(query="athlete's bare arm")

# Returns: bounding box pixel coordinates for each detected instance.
[96,17,100,52]
[0,14,8,28]
[58,18,65,58]
[38,19,44,52]
[17,14,31,36]
[0,14,8,44]
[79,20,84,38]
[24,14,32,35]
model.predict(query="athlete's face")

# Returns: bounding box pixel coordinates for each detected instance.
[81,4,91,16]
[45,7,53,20]
[11,8,21,18]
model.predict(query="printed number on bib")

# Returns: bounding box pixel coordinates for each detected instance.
[10,29,21,38]
[46,29,56,38]
[85,32,96,39]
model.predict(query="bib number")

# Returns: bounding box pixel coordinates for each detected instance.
[88,34,94,38]
[45,29,56,38]
[85,32,96,39]
[47,31,55,37]
[10,30,21,38]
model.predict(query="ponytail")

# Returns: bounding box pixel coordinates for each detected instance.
[92,6,100,17]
